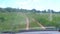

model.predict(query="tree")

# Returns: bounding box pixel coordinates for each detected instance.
[51,10,55,13]
[0,8,5,12]
[31,9,36,12]
[4,7,13,12]
[48,9,51,13]
[42,10,46,13]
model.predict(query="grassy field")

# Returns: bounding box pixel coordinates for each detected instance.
[26,13,60,28]
[0,12,26,32]
[0,12,60,32]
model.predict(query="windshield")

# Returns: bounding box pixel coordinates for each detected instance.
[0,0,60,33]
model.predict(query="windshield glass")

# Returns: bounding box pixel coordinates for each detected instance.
[0,0,60,33]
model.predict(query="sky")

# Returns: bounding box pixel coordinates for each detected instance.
[0,0,60,11]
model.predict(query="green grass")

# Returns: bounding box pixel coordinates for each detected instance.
[26,13,60,28]
[0,12,60,32]
[0,12,26,32]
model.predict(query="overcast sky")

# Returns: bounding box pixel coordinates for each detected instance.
[0,0,60,11]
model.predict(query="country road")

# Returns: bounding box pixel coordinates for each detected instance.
[20,13,46,30]
[21,13,30,30]
[26,17,30,30]
[32,18,46,29]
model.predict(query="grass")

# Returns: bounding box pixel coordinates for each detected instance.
[0,12,26,32]
[0,12,60,32]
[26,13,60,28]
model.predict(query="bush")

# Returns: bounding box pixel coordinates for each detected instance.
[0,17,5,22]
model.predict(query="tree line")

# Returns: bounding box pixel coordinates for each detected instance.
[0,7,60,13]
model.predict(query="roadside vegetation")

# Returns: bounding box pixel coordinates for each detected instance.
[0,7,60,32]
